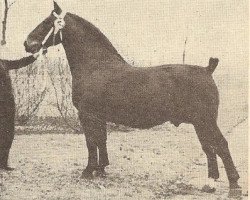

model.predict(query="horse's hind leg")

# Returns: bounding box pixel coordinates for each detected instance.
[195,121,240,189]
[194,124,219,192]
[210,122,240,189]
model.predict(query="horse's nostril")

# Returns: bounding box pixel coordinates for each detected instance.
[24,39,41,53]
[31,41,39,46]
[25,39,40,47]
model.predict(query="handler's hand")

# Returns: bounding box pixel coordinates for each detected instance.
[33,49,43,59]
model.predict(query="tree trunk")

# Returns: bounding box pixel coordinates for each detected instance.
[1,0,9,45]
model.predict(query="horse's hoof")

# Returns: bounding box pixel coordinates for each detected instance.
[95,168,107,178]
[81,170,94,179]
[230,181,241,190]
[201,178,216,193]
[0,166,15,171]
[228,188,242,198]
[201,185,216,193]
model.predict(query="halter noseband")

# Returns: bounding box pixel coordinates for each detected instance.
[42,11,66,48]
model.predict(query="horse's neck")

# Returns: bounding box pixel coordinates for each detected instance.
[62,23,126,76]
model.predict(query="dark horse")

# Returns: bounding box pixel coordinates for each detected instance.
[24,2,240,190]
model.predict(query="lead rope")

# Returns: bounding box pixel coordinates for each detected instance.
[52,14,65,45]
[41,11,66,47]
[41,12,80,131]
[49,13,79,131]
[43,12,104,135]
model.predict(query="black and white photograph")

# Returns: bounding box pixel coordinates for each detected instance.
[0,0,248,199]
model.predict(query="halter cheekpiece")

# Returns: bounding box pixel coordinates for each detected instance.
[42,11,66,46]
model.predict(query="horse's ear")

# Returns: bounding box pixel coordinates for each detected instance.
[53,1,62,15]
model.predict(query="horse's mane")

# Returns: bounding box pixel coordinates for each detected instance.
[68,13,124,61]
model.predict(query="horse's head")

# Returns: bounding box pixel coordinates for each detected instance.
[24,1,66,53]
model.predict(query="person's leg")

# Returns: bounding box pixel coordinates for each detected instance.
[0,101,15,170]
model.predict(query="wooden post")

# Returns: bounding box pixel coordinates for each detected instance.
[182,36,188,64]
[1,0,16,45]
[1,0,9,45]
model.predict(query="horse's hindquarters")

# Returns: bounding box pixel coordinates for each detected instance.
[104,69,218,128]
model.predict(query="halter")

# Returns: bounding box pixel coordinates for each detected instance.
[41,11,66,48]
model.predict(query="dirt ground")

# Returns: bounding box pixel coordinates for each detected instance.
[0,118,247,200]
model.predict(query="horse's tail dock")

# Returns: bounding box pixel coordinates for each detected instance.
[206,57,219,74]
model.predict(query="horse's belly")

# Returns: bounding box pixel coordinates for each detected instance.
[105,105,170,129]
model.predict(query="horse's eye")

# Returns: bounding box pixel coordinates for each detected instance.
[43,18,54,26]
[44,20,51,26]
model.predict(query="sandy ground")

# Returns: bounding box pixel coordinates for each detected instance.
[0,119,247,200]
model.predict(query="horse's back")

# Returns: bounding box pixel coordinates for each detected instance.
[79,63,219,128]
[101,64,219,127]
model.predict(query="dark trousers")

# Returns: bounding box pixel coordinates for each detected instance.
[0,99,15,167]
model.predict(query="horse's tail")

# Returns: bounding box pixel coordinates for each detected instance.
[206,57,219,74]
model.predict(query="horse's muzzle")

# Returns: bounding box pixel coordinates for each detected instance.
[24,40,42,53]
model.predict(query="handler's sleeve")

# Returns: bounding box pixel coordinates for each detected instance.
[1,55,36,70]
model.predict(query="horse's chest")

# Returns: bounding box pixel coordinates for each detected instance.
[72,78,106,110]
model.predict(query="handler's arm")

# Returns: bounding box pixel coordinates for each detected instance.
[2,55,37,70]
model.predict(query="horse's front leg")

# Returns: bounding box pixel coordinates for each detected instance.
[79,113,109,179]
[79,115,98,179]
[82,133,98,178]
[96,125,109,177]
